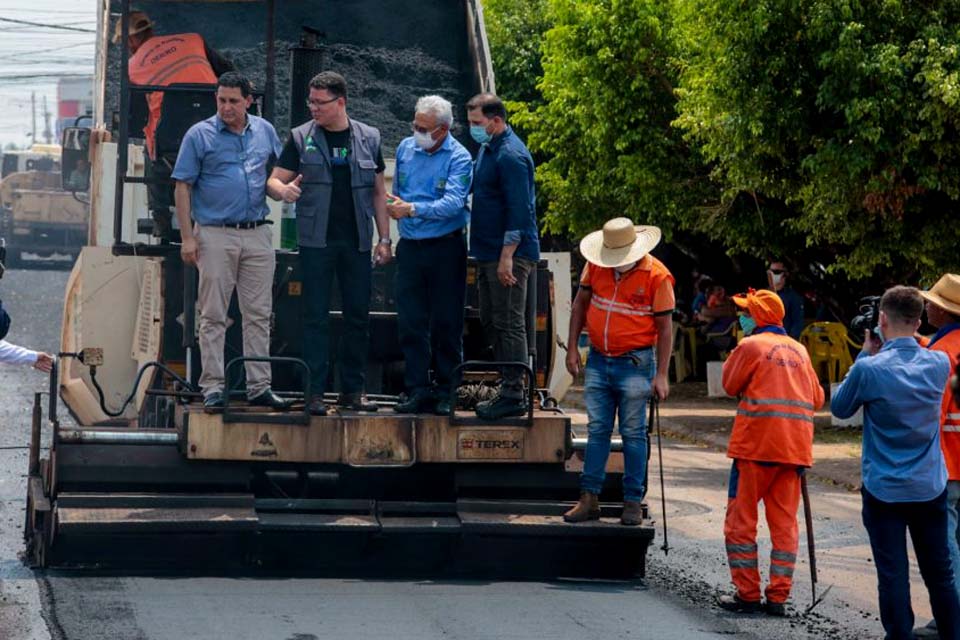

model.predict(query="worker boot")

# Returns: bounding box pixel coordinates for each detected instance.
[563,492,600,523]
[620,501,644,526]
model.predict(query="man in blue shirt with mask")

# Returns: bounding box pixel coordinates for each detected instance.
[832,285,960,639]
[466,93,540,420]
[387,95,473,415]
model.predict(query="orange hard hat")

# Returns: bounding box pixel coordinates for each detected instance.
[733,288,785,327]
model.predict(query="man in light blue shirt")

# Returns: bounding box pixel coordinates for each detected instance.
[172,72,291,412]
[832,285,960,639]
[387,95,472,414]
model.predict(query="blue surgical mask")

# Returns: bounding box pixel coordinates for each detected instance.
[739,315,757,335]
[470,125,492,145]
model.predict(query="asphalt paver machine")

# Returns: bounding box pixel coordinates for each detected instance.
[24,0,655,577]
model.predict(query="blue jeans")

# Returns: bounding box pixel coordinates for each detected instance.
[861,487,960,640]
[580,347,654,502]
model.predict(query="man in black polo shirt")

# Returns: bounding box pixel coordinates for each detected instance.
[267,72,392,416]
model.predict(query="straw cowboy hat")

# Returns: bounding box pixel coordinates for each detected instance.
[921,274,960,317]
[112,11,154,44]
[579,217,661,268]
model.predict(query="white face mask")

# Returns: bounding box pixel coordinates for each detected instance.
[413,130,435,149]
[615,261,638,273]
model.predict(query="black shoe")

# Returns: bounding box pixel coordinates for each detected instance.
[248,389,294,411]
[716,593,762,614]
[339,392,379,412]
[913,621,938,638]
[476,396,526,420]
[763,601,787,617]
[394,390,435,414]
[434,394,455,416]
[203,392,224,413]
[308,399,328,416]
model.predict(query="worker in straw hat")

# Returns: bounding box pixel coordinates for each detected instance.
[916,274,960,639]
[717,289,823,615]
[562,218,675,527]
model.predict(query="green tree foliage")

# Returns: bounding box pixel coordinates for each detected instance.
[513,0,709,238]
[482,0,551,106]
[675,1,960,280]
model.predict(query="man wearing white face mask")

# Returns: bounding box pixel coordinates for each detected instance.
[387,95,473,414]
[767,260,805,339]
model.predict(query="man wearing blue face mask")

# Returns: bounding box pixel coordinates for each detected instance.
[465,93,540,420]
[386,95,473,415]
[767,260,804,340]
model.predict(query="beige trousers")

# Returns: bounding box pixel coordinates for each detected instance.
[195,223,275,398]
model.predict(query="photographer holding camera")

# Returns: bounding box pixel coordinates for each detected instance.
[916,274,960,639]
[832,286,960,640]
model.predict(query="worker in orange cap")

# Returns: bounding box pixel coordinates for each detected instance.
[717,289,824,616]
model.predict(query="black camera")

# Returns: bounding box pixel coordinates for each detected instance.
[850,296,882,338]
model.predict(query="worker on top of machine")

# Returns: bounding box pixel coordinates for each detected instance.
[563,218,674,527]
[171,72,291,413]
[114,11,233,239]
[386,95,473,415]
[718,289,823,616]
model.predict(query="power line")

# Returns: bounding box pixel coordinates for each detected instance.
[0,17,96,33]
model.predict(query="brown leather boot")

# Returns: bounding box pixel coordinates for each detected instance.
[563,492,600,523]
[621,501,644,526]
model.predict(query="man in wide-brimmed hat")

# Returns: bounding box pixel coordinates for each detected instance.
[562,218,675,527]
[718,289,823,616]
[916,273,960,639]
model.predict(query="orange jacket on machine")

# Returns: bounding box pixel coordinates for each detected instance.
[582,254,675,355]
[930,329,960,479]
[722,332,825,466]
[128,33,218,159]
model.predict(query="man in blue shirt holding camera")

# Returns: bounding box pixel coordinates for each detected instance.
[832,285,960,639]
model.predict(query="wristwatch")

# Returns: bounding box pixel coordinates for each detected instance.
[378,237,392,245]
[409,203,417,217]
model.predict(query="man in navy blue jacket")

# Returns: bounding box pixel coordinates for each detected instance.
[466,93,540,420]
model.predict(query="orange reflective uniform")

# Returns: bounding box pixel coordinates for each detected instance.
[581,255,675,355]
[929,329,960,480]
[128,33,217,159]
[723,332,824,467]
[721,329,824,603]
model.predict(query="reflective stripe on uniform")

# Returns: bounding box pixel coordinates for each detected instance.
[592,293,653,312]
[945,425,960,432]
[726,543,758,555]
[590,297,653,317]
[947,413,960,421]
[742,397,815,411]
[770,549,797,563]
[728,558,759,569]
[770,564,794,577]
[736,409,815,424]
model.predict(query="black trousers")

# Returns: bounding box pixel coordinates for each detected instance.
[300,245,371,397]
[395,233,467,395]
[862,487,960,640]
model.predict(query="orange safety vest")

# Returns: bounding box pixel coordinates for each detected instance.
[929,329,960,480]
[128,33,217,159]
[722,331,825,466]
[584,255,674,356]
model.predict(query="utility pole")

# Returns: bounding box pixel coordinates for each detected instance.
[31,91,36,143]
[42,95,52,145]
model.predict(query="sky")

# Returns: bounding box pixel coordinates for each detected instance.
[0,1,96,149]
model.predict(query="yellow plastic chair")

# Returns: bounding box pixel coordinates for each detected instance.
[799,322,856,383]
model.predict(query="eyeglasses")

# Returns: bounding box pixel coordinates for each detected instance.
[306,96,340,108]
[768,269,786,275]
[410,122,440,135]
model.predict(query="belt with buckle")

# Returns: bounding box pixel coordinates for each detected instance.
[205,219,273,230]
